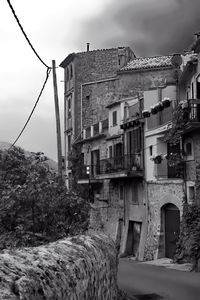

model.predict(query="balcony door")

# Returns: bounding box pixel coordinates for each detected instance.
[91,150,100,176]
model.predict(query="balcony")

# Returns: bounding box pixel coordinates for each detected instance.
[81,119,108,142]
[183,99,200,132]
[78,153,143,183]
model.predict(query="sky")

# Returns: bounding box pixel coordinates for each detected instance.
[0,0,199,161]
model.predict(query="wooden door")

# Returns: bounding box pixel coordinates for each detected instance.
[165,204,180,258]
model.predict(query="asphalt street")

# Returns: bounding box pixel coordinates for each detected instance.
[118,259,200,300]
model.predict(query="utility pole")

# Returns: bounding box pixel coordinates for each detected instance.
[52,60,63,182]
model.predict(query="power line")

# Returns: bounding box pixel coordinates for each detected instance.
[9,68,51,150]
[6,0,51,69]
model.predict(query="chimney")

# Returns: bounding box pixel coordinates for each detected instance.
[87,43,90,52]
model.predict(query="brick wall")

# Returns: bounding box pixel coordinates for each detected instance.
[0,234,118,300]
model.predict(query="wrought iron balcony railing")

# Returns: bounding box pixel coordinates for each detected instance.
[78,153,143,180]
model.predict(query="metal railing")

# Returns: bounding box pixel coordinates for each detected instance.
[188,99,200,122]
[78,153,143,180]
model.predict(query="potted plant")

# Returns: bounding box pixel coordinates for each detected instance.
[150,154,163,164]
[156,102,164,112]
[151,105,158,115]
[142,110,151,118]
[161,97,171,108]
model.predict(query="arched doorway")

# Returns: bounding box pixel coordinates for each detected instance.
[161,203,180,258]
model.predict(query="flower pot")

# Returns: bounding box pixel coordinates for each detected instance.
[162,98,171,108]
[142,110,150,118]
[151,107,158,115]
[156,102,164,112]
[154,155,162,164]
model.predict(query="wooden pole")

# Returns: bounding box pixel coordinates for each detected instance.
[52,60,63,181]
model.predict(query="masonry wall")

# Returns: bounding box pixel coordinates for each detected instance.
[118,68,176,98]
[75,48,131,137]
[144,180,184,260]
[0,234,118,300]
[82,79,118,128]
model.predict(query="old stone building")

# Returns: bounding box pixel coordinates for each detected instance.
[60,39,200,261]
[60,46,135,187]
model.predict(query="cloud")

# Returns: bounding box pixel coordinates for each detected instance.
[76,0,200,56]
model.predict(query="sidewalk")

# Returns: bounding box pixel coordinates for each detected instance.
[129,257,193,272]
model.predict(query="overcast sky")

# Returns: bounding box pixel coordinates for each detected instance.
[0,0,199,160]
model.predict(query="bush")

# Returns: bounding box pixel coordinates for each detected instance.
[175,202,200,269]
[0,147,90,249]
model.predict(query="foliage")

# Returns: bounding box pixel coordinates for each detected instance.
[0,147,89,249]
[68,143,93,201]
[164,103,189,145]
[175,201,200,269]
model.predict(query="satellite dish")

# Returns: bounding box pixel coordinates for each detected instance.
[171,54,182,67]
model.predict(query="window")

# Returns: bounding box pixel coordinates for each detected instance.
[67,135,71,152]
[188,186,195,202]
[184,138,194,160]
[86,95,90,101]
[112,111,117,126]
[197,75,200,99]
[131,184,138,204]
[119,185,124,201]
[149,145,153,156]
[109,145,113,158]
[68,95,72,118]
[186,142,192,156]
[66,68,69,82]
[70,65,73,79]
[191,82,194,99]
[126,128,141,154]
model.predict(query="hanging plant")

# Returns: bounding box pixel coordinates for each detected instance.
[166,152,184,167]
[150,154,163,164]
[161,97,171,108]
[142,110,151,118]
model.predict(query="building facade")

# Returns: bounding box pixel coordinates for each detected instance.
[60,37,200,261]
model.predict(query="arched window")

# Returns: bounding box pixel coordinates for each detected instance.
[184,138,194,160]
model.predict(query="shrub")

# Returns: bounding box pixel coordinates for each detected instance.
[0,147,90,249]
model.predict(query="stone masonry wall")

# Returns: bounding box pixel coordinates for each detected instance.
[0,234,118,300]
[118,68,176,99]
[75,48,124,137]
[144,181,184,260]
[82,80,118,128]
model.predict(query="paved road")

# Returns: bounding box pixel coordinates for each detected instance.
[118,259,200,300]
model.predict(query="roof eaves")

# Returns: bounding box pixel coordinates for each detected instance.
[60,53,76,68]
[118,65,174,74]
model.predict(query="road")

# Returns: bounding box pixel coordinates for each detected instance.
[118,259,200,300]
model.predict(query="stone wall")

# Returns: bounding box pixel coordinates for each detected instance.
[0,234,118,300]
[144,180,184,260]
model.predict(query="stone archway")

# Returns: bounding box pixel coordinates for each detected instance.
[160,203,180,258]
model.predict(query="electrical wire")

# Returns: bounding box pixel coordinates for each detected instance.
[9,68,51,150]
[6,0,51,69]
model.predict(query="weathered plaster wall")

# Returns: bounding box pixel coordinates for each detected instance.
[144,180,184,260]
[118,69,176,98]
[0,234,118,300]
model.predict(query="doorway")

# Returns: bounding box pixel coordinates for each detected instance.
[126,221,142,257]
[163,203,180,258]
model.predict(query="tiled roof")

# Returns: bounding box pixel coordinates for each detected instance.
[120,55,173,71]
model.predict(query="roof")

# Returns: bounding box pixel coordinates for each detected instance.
[120,55,174,72]
[60,46,133,68]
